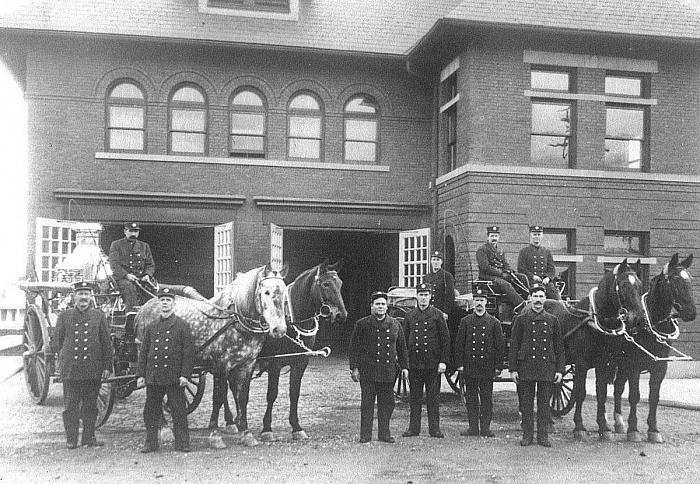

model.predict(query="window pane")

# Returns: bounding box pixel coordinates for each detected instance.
[531,135,569,167]
[289,94,319,110]
[605,77,641,96]
[531,71,570,91]
[345,141,376,162]
[172,109,205,131]
[110,130,143,150]
[231,135,264,152]
[345,96,377,114]
[173,86,205,103]
[532,103,571,135]
[606,108,643,139]
[172,132,205,153]
[232,90,263,107]
[604,234,643,255]
[345,119,377,141]
[604,139,641,170]
[110,83,143,99]
[289,116,320,137]
[542,233,570,253]
[110,106,143,129]
[288,138,320,158]
[231,113,264,135]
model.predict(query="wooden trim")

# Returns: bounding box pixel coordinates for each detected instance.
[597,256,657,265]
[439,94,460,113]
[524,50,658,73]
[253,196,430,214]
[553,255,583,263]
[54,188,246,208]
[440,57,460,82]
[525,90,657,105]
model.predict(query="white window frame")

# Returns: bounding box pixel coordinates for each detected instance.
[270,223,283,271]
[198,0,299,21]
[399,228,430,288]
[35,218,77,282]
[214,222,234,293]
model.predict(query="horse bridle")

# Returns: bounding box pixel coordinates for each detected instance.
[587,265,640,336]
[641,265,692,341]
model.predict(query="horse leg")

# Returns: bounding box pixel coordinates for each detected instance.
[572,365,588,439]
[595,367,613,440]
[626,370,642,442]
[260,363,281,442]
[613,368,628,434]
[229,365,259,447]
[207,373,228,449]
[289,359,310,439]
[647,362,667,443]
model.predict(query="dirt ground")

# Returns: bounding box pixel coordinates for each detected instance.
[2,354,700,483]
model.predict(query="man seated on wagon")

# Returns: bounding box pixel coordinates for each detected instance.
[108,222,155,312]
[517,225,561,300]
[475,226,527,314]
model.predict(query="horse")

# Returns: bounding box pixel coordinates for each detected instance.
[612,254,696,443]
[135,264,288,448]
[208,261,347,442]
[544,258,646,439]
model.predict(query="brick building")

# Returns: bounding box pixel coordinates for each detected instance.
[0,1,698,355]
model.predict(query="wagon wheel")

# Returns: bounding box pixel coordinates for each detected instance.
[95,379,116,428]
[164,371,206,415]
[550,364,575,417]
[394,369,410,402]
[22,305,51,404]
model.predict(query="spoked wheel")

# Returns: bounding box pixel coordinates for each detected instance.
[550,364,575,417]
[394,370,410,402]
[22,306,51,404]
[164,371,206,415]
[96,379,116,428]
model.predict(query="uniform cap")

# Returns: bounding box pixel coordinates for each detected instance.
[529,225,544,233]
[486,226,500,234]
[529,283,546,295]
[157,287,175,299]
[72,281,94,293]
[124,222,141,230]
[473,289,488,299]
[370,291,388,303]
[430,250,443,260]
[415,282,432,293]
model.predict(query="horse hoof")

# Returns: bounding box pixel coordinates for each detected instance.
[208,432,227,449]
[159,427,174,443]
[292,430,309,440]
[648,432,664,444]
[224,424,239,434]
[242,432,260,447]
[627,431,643,442]
[259,431,275,442]
[599,431,613,441]
[614,414,627,434]
[573,430,589,441]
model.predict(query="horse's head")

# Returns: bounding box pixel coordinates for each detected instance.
[600,258,645,331]
[661,253,696,322]
[256,263,288,338]
[312,260,347,323]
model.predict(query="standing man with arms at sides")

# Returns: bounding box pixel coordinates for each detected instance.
[401,283,451,438]
[53,281,113,449]
[423,250,456,320]
[517,225,560,300]
[349,291,409,443]
[509,284,564,447]
[109,222,155,312]
[137,288,195,453]
[475,226,526,314]
[455,288,504,437]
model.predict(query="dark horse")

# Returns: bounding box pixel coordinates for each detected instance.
[544,259,646,439]
[208,261,347,443]
[136,264,288,448]
[612,254,696,443]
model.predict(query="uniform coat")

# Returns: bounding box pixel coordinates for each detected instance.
[55,307,113,380]
[517,244,556,282]
[349,315,408,382]
[137,314,195,385]
[508,307,565,381]
[403,306,450,370]
[423,269,455,314]
[455,312,504,378]
[476,242,512,280]
[108,237,155,280]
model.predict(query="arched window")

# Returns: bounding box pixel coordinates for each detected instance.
[287,92,322,160]
[106,81,145,151]
[169,84,207,154]
[230,88,266,158]
[344,95,378,162]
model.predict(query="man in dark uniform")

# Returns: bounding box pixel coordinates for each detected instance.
[517,225,560,300]
[54,281,113,449]
[109,222,155,312]
[455,288,504,437]
[423,250,456,319]
[137,287,195,453]
[349,291,409,443]
[401,283,450,438]
[509,284,564,447]
[475,226,526,311]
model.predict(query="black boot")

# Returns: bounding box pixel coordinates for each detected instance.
[537,432,552,447]
[63,413,78,449]
[81,421,104,447]
[141,427,159,453]
[520,432,533,446]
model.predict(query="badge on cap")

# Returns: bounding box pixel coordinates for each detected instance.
[529,283,546,295]
[124,222,141,230]
[430,250,443,260]
[157,287,175,299]
[529,225,544,233]
[487,226,500,234]
[370,291,388,303]
[473,288,488,299]
[415,282,432,293]
[72,281,94,292]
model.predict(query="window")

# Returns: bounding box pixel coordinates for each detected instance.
[207,0,290,13]
[287,92,322,160]
[530,68,574,168]
[35,218,77,282]
[169,84,207,154]
[106,81,145,151]
[399,228,430,288]
[439,64,459,174]
[605,74,647,171]
[542,229,577,299]
[344,95,379,163]
[230,88,266,158]
[603,231,650,290]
